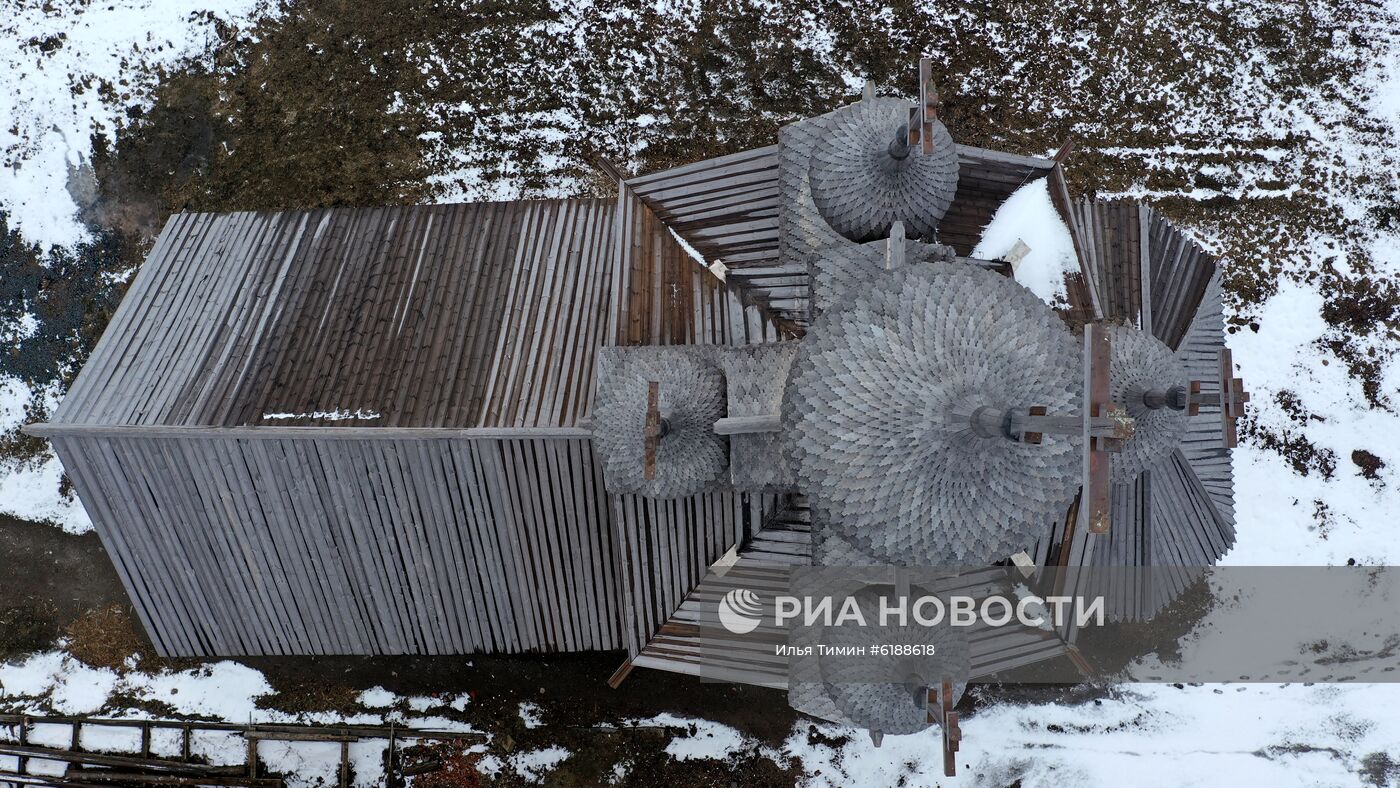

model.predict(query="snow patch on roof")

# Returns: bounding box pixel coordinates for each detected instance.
[971,178,1078,307]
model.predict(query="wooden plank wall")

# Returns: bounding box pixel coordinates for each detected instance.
[624,146,782,279]
[51,433,618,656]
[608,183,784,656]
[1067,198,1144,324]
[1143,207,1217,351]
[55,202,615,429]
[1173,272,1236,526]
[1058,198,1218,351]
[1044,166,1101,327]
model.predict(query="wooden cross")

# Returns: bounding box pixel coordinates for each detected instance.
[926,678,962,777]
[906,57,941,154]
[996,325,1128,535]
[643,381,662,480]
[1187,348,1250,448]
[1080,324,1122,534]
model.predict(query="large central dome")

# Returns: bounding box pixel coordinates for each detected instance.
[783,263,1083,564]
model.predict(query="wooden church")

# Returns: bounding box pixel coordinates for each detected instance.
[28,60,1244,764]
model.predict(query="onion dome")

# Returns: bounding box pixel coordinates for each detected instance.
[808,237,957,315]
[783,263,1082,564]
[816,585,969,736]
[808,96,960,242]
[1106,324,1190,482]
[592,346,727,497]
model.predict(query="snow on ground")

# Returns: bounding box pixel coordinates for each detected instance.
[599,691,1400,787]
[0,650,487,788]
[637,712,774,763]
[518,700,545,729]
[0,377,90,532]
[0,0,270,249]
[508,745,573,784]
[1226,280,1400,566]
[789,684,1400,787]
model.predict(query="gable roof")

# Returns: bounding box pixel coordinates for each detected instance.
[55,200,617,429]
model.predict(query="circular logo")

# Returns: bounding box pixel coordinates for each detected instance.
[718,588,764,634]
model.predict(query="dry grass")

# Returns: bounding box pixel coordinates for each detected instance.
[64,604,148,671]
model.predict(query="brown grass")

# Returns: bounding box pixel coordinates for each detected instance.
[254,680,361,715]
[64,604,148,671]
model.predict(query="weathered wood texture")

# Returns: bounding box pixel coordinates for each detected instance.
[1066,198,1144,326]
[631,498,1069,686]
[1058,199,1217,351]
[51,433,618,656]
[610,171,796,344]
[55,201,616,429]
[1044,166,1100,326]
[608,182,784,656]
[1032,204,1235,622]
[626,142,1054,327]
[1173,272,1236,526]
[48,196,777,657]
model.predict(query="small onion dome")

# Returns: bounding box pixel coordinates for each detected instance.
[816,585,969,736]
[1106,324,1190,482]
[592,346,728,497]
[808,96,961,242]
[783,263,1082,565]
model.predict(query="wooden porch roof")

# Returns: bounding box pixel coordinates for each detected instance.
[625,142,1057,327]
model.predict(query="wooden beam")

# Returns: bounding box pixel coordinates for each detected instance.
[1185,348,1250,447]
[936,677,961,777]
[886,221,907,270]
[607,658,635,689]
[712,415,782,435]
[591,155,627,184]
[1080,325,1113,535]
[1052,138,1075,164]
[917,57,939,155]
[0,744,245,776]
[643,381,661,480]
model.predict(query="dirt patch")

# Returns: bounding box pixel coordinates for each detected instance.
[401,740,484,788]
[0,603,61,656]
[1353,449,1387,481]
[1360,751,1400,787]
[1240,416,1338,479]
[0,516,130,661]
